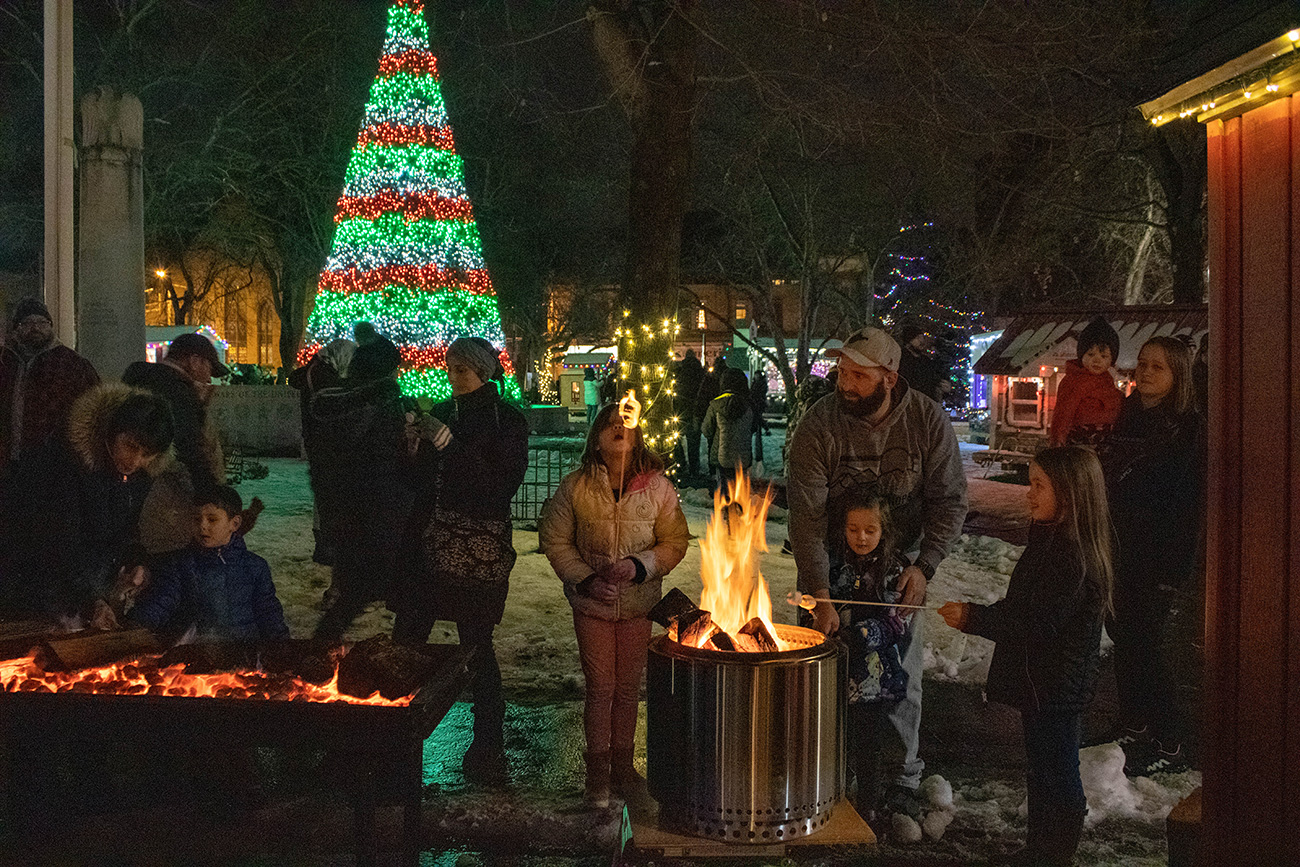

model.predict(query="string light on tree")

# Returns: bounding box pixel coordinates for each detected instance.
[298,0,519,402]
[613,312,683,475]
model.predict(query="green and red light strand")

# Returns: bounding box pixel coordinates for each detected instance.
[300,0,519,403]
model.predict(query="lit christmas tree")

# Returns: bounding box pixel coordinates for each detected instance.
[299,0,519,402]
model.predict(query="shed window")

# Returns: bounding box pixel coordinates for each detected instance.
[1007,378,1043,426]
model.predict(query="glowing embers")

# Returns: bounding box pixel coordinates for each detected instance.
[0,652,410,707]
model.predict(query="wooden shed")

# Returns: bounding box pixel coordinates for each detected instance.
[971,305,1207,458]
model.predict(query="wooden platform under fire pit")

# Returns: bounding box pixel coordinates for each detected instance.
[618,796,876,860]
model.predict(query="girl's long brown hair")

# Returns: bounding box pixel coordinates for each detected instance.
[1032,446,1115,615]
[579,402,665,481]
[1140,336,1195,415]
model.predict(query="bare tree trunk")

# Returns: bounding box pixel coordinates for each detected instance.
[589,1,696,318]
[1147,123,1207,304]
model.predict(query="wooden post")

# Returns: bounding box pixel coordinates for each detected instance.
[1200,95,1300,864]
[42,0,75,347]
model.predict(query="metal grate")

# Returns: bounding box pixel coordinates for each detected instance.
[511,445,582,524]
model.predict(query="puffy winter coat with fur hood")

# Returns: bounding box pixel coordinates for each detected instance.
[540,467,690,622]
[0,384,168,617]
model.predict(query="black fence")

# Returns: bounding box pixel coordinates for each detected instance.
[511,444,583,525]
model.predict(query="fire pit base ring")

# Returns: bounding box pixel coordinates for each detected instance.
[647,623,846,844]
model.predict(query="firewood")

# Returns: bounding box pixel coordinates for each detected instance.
[647,587,699,627]
[705,631,736,652]
[739,618,779,652]
[0,620,56,661]
[732,633,761,653]
[35,629,159,671]
[337,635,439,700]
[676,608,714,647]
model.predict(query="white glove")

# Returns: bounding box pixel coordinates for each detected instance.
[420,414,452,450]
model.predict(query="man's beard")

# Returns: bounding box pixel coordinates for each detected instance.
[838,379,889,418]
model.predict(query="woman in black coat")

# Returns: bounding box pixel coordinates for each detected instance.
[1,384,174,620]
[309,337,414,640]
[1097,335,1203,774]
[393,337,529,785]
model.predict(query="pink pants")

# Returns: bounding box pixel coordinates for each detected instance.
[573,609,652,754]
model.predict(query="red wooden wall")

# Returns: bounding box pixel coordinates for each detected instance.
[1203,97,1300,863]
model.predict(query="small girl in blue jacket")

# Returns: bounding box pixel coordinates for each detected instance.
[940,446,1114,866]
[830,492,911,819]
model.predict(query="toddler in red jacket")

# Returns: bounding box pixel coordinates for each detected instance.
[1050,317,1123,447]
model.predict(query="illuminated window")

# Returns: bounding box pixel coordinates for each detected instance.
[697,308,707,329]
[1007,378,1044,426]
[735,304,747,321]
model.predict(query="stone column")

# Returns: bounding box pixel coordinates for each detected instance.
[43,0,75,345]
[77,87,145,381]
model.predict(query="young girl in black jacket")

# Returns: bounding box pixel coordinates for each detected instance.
[940,446,1114,866]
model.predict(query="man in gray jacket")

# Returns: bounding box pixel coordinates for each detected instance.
[787,325,967,817]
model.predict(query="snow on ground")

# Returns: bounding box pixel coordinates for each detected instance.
[233,436,1196,861]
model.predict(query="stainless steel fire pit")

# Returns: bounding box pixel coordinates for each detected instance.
[646,623,845,843]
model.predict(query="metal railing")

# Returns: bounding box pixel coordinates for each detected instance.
[511,444,583,524]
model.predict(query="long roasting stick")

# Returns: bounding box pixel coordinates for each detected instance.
[786,591,940,612]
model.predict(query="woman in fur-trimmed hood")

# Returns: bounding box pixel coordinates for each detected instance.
[0,383,174,618]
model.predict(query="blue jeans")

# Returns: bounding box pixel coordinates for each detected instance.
[885,611,925,789]
[1021,708,1086,815]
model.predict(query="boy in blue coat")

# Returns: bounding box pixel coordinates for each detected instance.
[131,486,288,642]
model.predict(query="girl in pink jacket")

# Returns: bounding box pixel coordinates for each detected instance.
[540,403,690,810]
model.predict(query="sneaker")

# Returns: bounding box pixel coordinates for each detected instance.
[883,784,925,821]
[1083,724,1148,749]
[1136,741,1190,776]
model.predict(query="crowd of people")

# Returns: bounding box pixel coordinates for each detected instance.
[0,298,1205,863]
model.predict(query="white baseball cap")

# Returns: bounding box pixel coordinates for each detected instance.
[826,326,901,373]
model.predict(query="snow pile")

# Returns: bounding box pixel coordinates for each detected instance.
[1080,745,1201,826]
[922,533,1022,684]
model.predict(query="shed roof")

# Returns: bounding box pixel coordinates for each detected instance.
[972,305,1208,376]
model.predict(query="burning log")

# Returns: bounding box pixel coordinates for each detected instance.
[36,629,159,672]
[738,618,779,653]
[647,587,699,628]
[337,635,439,701]
[704,631,736,652]
[676,609,715,648]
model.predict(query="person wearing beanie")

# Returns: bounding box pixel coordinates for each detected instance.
[0,296,100,475]
[896,324,947,404]
[308,334,412,641]
[1049,317,1123,447]
[392,335,528,786]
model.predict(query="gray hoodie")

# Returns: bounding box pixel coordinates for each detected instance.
[787,381,967,594]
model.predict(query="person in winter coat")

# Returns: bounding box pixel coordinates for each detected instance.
[392,337,529,786]
[0,384,174,619]
[289,338,357,566]
[896,325,946,404]
[750,368,769,465]
[583,367,601,426]
[787,326,967,821]
[130,485,288,643]
[540,401,690,809]
[701,366,753,492]
[828,492,912,821]
[0,296,100,477]
[309,336,414,640]
[941,446,1113,866]
[1095,336,1203,776]
[1049,317,1123,447]
[123,331,228,495]
[672,350,706,478]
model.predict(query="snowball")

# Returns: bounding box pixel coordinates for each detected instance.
[922,808,955,841]
[919,775,954,809]
[891,812,923,843]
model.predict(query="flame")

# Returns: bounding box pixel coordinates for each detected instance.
[618,389,641,429]
[696,468,785,649]
[0,653,410,706]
